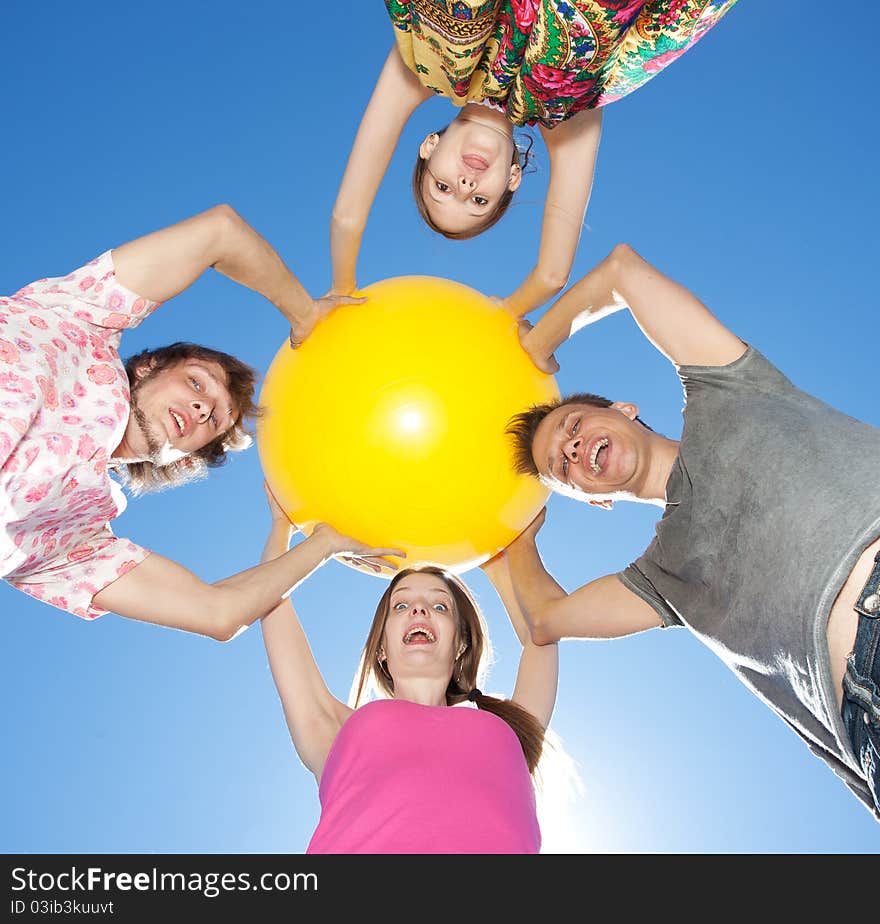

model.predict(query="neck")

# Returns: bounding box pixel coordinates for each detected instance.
[112,404,148,461]
[456,102,513,138]
[392,676,450,708]
[111,438,141,462]
[111,431,149,463]
[636,434,680,506]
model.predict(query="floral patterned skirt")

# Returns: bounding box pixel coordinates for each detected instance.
[385,0,739,127]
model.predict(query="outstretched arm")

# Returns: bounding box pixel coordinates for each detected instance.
[481,537,558,729]
[92,518,401,642]
[330,46,432,295]
[520,243,747,371]
[502,110,603,319]
[504,509,662,645]
[259,489,352,781]
[111,204,358,345]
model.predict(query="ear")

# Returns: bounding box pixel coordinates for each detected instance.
[588,499,614,510]
[507,161,523,192]
[419,133,440,161]
[610,401,639,421]
[376,646,386,662]
[133,358,157,380]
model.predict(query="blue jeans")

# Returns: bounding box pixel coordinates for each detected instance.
[841,551,880,817]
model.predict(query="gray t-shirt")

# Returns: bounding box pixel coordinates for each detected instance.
[619,347,880,814]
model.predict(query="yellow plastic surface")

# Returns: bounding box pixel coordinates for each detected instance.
[257,276,559,575]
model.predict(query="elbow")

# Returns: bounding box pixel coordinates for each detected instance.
[607,242,642,274]
[203,593,248,643]
[207,202,242,226]
[207,622,239,643]
[206,203,246,248]
[203,613,238,642]
[602,243,646,297]
[536,266,570,298]
[530,625,556,647]
[527,606,558,646]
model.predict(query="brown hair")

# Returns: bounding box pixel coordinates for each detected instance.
[506,392,654,477]
[115,342,260,494]
[412,127,534,240]
[352,566,546,774]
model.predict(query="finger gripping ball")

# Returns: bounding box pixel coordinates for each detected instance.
[257,276,558,575]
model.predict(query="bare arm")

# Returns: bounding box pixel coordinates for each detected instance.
[112,204,351,344]
[502,110,603,319]
[504,510,662,645]
[521,243,747,371]
[92,523,401,642]
[92,531,333,641]
[481,544,558,729]
[330,46,432,294]
[259,500,352,781]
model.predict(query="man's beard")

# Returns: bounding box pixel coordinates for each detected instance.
[130,396,188,467]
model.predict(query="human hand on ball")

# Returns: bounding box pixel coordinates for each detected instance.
[264,481,293,528]
[517,319,559,374]
[487,294,524,319]
[481,509,547,580]
[288,292,367,349]
[478,547,508,581]
[310,523,405,575]
[507,507,547,554]
[314,290,366,318]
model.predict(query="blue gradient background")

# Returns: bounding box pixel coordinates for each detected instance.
[2,1,878,853]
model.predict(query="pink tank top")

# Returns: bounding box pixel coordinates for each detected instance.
[307,698,540,854]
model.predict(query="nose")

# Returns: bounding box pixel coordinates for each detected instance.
[410,602,428,617]
[458,174,476,193]
[563,434,583,463]
[190,397,213,424]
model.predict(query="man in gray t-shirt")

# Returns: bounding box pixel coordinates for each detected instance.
[504,244,880,821]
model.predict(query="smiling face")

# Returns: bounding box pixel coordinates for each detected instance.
[379,572,465,686]
[418,113,522,235]
[531,401,648,498]
[123,359,237,462]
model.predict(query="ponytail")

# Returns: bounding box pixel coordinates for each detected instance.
[452,685,546,775]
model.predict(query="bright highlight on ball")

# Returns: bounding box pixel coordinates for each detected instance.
[257,276,559,574]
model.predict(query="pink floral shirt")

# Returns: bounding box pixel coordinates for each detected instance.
[0,251,160,619]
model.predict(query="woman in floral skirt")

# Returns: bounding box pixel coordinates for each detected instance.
[330,1,737,318]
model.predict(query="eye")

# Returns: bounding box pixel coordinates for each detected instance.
[435,181,450,193]
[189,377,202,391]
[433,603,448,613]
[571,418,580,436]
[210,413,218,427]
[561,459,569,478]
[473,195,488,206]
[393,601,408,611]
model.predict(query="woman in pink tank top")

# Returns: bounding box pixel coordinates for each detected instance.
[258,486,558,853]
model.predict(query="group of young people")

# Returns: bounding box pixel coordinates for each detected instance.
[4,1,878,852]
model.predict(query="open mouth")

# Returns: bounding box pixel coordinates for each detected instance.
[462,153,489,171]
[589,437,609,475]
[403,624,436,646]
[169,408,189,438]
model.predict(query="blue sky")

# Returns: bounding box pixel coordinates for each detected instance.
[2,0,879,853]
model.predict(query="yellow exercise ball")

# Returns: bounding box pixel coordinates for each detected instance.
[257,276,559,575]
